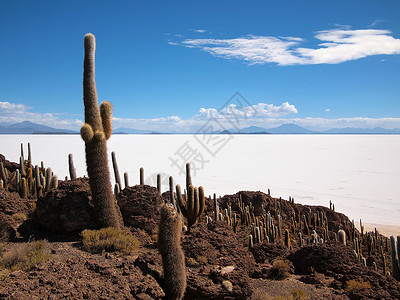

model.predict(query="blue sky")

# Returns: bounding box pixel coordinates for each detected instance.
[0,0,399,132]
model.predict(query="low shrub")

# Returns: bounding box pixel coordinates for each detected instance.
[0,240,50,272]
[270,259,290,280]
[81,227,139,255]
[345,279,371,292]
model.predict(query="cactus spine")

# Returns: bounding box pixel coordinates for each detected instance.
[80,33,122,229]
[158,204,186,300]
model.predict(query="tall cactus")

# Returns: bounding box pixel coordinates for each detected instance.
[158,204,186,300]
[80,33,122,229]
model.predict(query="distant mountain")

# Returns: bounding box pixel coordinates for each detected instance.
[0,121,77,134]
[113,127,162,134]
[266,124,314,134]
[319,127,400,134]
[239,126,269,134]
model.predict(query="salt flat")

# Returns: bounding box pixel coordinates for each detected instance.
[1,134,399,235]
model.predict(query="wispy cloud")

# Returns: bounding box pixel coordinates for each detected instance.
[0,101,83,130]
[367,19,386,28]
[176,28,400,65]
[190,29,206,33]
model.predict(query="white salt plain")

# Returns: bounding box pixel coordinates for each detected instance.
[1,134,399,236]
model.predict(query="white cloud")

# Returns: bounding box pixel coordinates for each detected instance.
[178,28,400,65]
[191,29,206,33]
[194,102,298,120]
[325,108,331,112]
[0,101,83,130]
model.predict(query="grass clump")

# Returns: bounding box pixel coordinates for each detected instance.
[269,259,291,280]
[81,227,139,255]
[0,240,50,272]
[345,279,371,292]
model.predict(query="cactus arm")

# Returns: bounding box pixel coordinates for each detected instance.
[198,186,205,218]
[100,100,113,140]
[81,123,94,143]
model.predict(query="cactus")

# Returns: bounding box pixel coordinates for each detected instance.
[0,162,8,190]
[284,229,290,248]
[124,172,129,188]
[19,156,26,177]
[140,167,144,185]
[45,168,52,192]
[20,177,28,198]
[68,153,77,180]
[169,176,175,208]
[186,162,192,190]
[338,229,346,246]
[158,204,186,300]
[213,193,219,221]
[248,234,254,249]
[80,33,122,229]
[390,235,400,280]
[50,175,58,189]
[157,174,161,194]
[111,151,122,189]
[179,185,205,228]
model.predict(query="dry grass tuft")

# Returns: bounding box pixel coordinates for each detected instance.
[269,259,291,280]
[81,227,139,255]
[345,279,371,292]
[0,240,51,272]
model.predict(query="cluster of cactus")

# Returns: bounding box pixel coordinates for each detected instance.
[0,143,58,198]
[80,33,122,229]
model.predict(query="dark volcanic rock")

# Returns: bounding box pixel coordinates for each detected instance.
[36,178,96,233]
[250,242,291,263]
[289,241,400,299]
[182,221,255,299]
[0,189,34,239]
[118,185,163,235]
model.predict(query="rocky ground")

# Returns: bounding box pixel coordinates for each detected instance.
[1,153,399,299]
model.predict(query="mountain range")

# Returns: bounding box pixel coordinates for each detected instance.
[0,121,399,135]
[0,121,77,134]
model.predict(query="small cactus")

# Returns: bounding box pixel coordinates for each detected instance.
[157,174,161,194]
[284,229,290,248]
[124,172,129,188]
[140,167,144,185]
[68,153,77,180]
[338,229,346,246]
[158,204,186,300]
[390,235,400,280]
[0,162,8,190]
[111,151,122,189]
